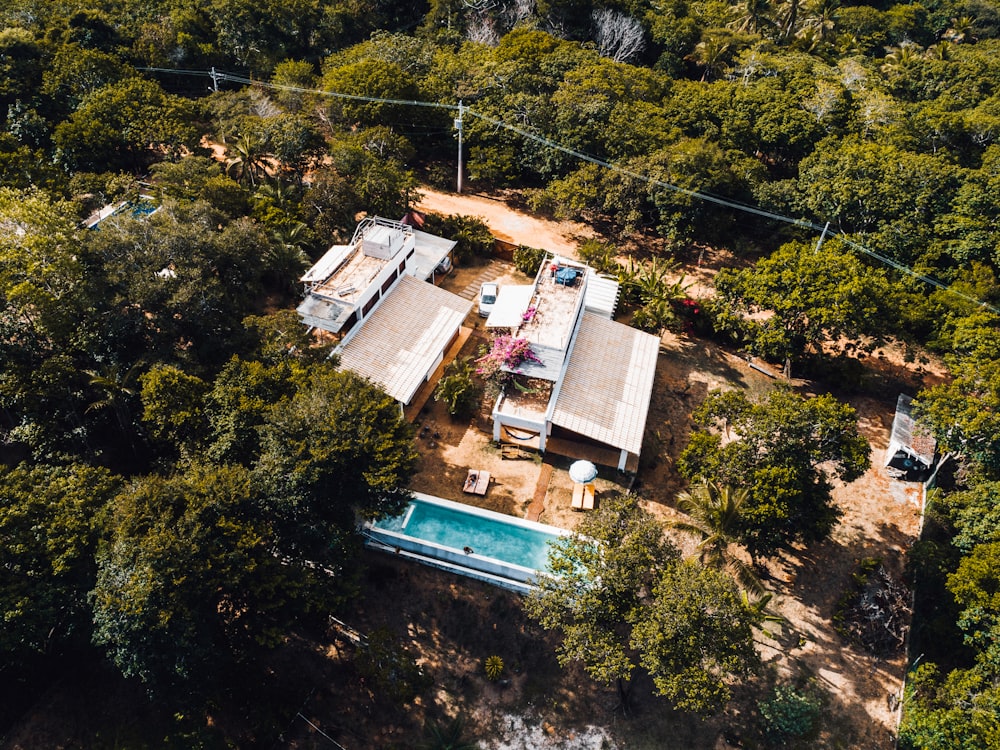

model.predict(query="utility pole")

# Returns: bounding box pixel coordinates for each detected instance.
[455,100,464,193]
[210,67,219,93]
[814,220,830,254]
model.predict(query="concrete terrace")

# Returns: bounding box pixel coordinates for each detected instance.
[517,266,584,351]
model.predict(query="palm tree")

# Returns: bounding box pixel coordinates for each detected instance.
[944,15,977,43]
[253,178,293,208]
[799,0,838,43]
[925,40,953,60]
[672,480,763,594]
[742,591,787,639]
[777,0,801,40]
[265,221,311,293]
[84,361,144,452]
[225,133,268,187]
[688,35,733,82]
[729,0,777,36]
[881,43,923,77]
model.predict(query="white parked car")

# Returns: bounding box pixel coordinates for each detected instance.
[478,282,498,317]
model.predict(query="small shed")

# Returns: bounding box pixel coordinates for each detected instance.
[885,394,936,482]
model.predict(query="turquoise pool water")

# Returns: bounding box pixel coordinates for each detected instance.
[129,199,159,218]
[88,198,160,230]
[371,495,564,573]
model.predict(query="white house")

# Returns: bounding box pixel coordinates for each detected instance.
[296,216,457,337]
[296,217,469,406]
[296,219,658,470]
[486,256,658,472]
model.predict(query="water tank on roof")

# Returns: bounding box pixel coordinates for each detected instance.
[362,224,405,259]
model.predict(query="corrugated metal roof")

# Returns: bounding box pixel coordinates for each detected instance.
[507,343,567,382]
[337,275,472,404]
[886,393,936,467]
[584,270,620,318]
[550,313,659,456]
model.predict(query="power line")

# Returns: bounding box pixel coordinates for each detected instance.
[137,66,999,314]
[296,713,348,748]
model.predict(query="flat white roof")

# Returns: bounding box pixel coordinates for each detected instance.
[336,275,472,404]
[550,313,659,456]
[409,229,457,281]
[486,285,535,328]
[301,244,351,284]
[518,262,584,350]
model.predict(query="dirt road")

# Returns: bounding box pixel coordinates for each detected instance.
[415,186,596,257]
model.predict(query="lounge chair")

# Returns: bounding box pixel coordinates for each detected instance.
[571,483,584,510]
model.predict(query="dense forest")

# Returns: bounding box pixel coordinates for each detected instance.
[1,0,999,746]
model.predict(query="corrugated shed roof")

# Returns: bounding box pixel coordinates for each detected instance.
[886,393,937,467]
[584,270,620,319]
[337,275,472,404]
[409,230,457,281]
[550,313,659,456]
[507,343,567,382]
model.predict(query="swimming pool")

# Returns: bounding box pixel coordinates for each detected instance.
[364,493,569,592]
[86,196,160,229]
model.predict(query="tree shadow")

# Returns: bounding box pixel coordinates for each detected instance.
[754,524,914,747]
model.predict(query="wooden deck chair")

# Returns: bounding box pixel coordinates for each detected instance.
[571,483,584,510]
[582,484,596,510]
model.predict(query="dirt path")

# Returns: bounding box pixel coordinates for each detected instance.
[415,187,596,257]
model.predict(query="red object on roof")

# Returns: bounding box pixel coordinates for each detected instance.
[401,210,426,228]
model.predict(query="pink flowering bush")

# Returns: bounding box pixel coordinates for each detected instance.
[475,335,542,382]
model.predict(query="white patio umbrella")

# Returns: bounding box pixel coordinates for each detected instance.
[569,460,598,484]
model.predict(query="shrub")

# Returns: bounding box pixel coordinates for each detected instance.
[422,213,493,264]
[434,357,481,418]
[475,336,541,381]
[418,716,478,750]
[484,655,504,681]
[355,627,431,705]
[759,683,822,742]
[512,244,546,276]
[833,557,910,656]
[577,239,618,274]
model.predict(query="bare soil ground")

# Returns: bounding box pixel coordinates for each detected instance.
[416,187,596,256]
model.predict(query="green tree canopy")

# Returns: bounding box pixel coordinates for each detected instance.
[139,364,209,456]
[526,493,760,713]
[679,388,869,558]
[53,78,201,172]
[253,365,417,573]
[632,560,760,713]
[0,463,120,657]
[915,315,1000,477]
[91,463,303,689]
[714,239,898,375]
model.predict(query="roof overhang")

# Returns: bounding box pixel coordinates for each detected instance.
[486,285,535,329]
[409,230,458,281]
